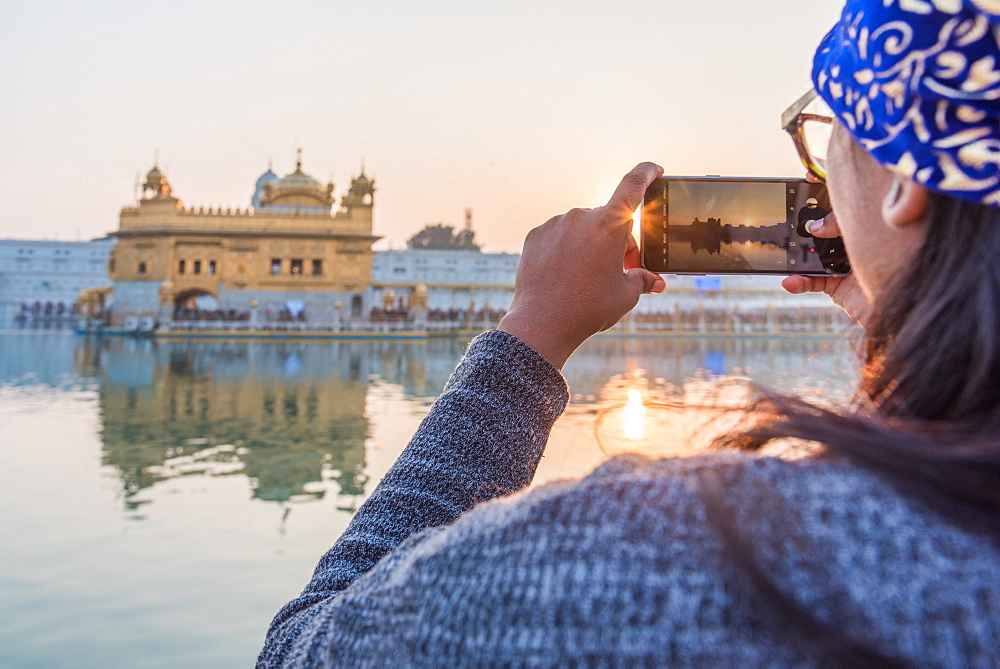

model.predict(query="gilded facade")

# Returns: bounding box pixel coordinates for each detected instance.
[109,152,379,325]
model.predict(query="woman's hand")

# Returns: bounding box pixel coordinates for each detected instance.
[781,209,874,330]
[497,162,666,369]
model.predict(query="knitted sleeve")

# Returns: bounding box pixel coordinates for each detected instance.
[258,329,569,667]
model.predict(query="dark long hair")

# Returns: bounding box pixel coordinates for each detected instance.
[746,193,1000,530]
[707,193,1000,665]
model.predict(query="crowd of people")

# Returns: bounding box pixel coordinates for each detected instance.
[630,307,852,332]
[18,301,77,320]
[172,308,252,322]
[167,305,851,333]
[367,306,509,325]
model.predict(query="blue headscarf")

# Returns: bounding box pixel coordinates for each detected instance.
[813,0,1000,207]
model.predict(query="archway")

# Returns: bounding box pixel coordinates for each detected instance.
[173,289,220,315]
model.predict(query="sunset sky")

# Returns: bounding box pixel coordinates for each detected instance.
[667,181,788,229]
[0,0,844,252]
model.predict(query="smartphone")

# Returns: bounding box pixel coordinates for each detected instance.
[640,176,850,276]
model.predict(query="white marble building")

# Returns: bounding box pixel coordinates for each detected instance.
[370,249,520,314]
[369,248,834,318]
[0,238,116,327]
[0,237,836,330]
[633,273,834,313]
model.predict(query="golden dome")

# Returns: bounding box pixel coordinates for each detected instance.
[272,165,323,192]
[259,150,333,211]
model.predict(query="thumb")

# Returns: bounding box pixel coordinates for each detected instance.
[806,211,842,238]
[604,162,664,222]
[624,267,666,297]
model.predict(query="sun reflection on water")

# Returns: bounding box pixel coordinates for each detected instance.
[624,389,644,441]
[588,368,760,460]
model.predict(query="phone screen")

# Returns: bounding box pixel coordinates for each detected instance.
[640,177,850,275]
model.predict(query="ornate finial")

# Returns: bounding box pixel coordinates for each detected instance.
[268,155,273,171]
[153,149,159,167]
[465,208,473,231]
[296,147,302,171]
[360,158,366,175]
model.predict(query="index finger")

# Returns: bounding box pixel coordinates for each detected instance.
[604,162,664,222]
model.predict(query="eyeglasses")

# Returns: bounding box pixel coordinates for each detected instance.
[781,89,834,181]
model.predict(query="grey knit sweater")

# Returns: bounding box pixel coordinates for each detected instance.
[258,330,999,667]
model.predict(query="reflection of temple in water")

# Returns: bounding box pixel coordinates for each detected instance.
[78,335,479,510]
[369,338,469,398]
[24,332,862,514]
[82,337,372,506]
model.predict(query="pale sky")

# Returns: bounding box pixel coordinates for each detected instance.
[0,0,845,253]
[668,181,788,228]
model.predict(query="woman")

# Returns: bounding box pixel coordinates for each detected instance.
[259,1,1000,666]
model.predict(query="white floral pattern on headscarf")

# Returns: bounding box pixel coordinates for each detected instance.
[813,0,1000,206]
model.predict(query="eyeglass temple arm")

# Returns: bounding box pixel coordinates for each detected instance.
[781,89,819,130]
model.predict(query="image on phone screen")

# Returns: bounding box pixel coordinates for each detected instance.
[641,178,850,275]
